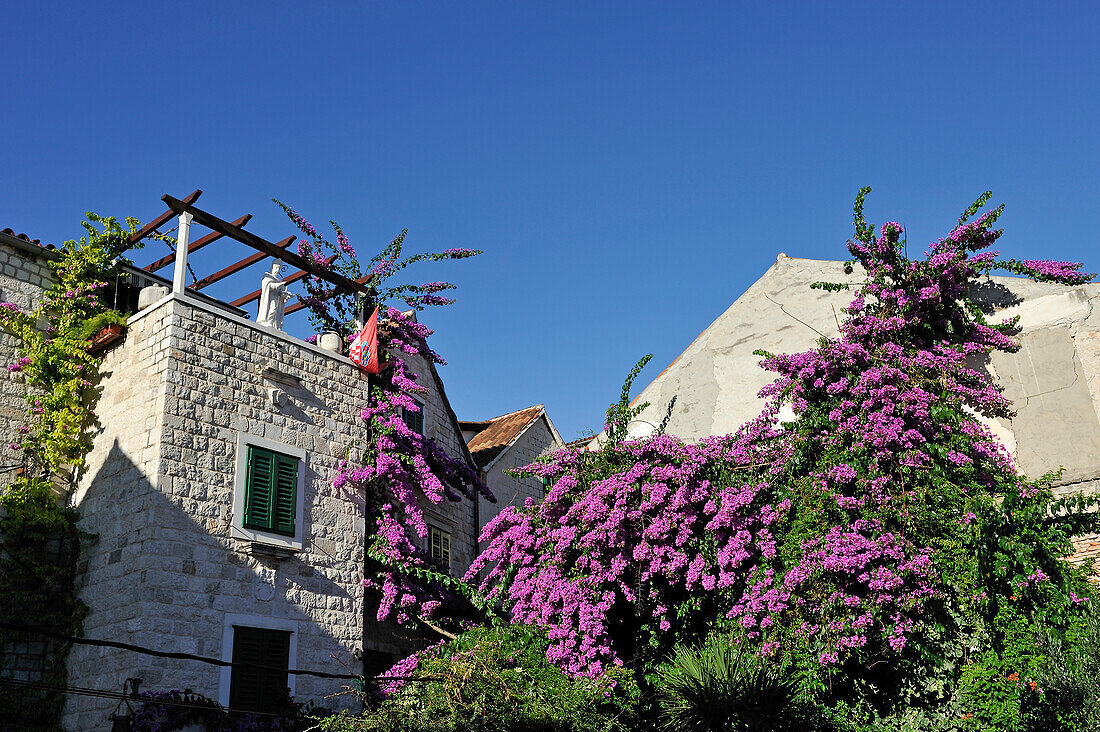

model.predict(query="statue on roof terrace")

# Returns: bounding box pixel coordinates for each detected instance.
[257,260,292,330]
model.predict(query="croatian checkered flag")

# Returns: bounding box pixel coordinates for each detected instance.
[349,306,380,374]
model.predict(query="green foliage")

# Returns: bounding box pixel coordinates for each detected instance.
[348,624,635,732]
[0,478,89,728]
[603,354,652,446]
[0,212,140,475]
[1020,602,1100,732]
[809,281,849,292]
[655,634,815,732]
[0,212,140,728]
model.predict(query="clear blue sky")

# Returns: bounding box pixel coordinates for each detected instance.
[4,2,1098,441]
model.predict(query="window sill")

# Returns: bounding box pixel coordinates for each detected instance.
[237,539,300,562]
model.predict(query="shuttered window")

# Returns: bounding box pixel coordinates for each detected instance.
[429,525,451,570]
[399,403,424,435]
[229,626,291,712]
[244,446,298,536]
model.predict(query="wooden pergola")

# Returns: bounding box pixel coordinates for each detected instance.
[131,190,372,317]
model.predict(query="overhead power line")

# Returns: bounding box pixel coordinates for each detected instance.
[0,620,361,680]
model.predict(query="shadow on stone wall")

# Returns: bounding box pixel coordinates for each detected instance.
[63,439,422,731]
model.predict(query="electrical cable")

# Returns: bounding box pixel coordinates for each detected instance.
[0,620,429,683]
[0,677,301,719]
[0,620,356,680]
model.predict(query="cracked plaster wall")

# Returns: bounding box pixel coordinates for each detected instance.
[627,254,1100,495]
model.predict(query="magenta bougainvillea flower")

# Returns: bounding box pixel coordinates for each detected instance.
[466,190,1098,684]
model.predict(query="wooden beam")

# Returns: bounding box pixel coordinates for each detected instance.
[161,195,372,295]
[284,273,373,315]
[131,189,202,244]
[192,236,295,291]
[229,255,336,308]
[144,213,252,272]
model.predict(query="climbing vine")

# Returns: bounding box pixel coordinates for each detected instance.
[0,213,143,728]
[273,198,479,336]
[274,203,493,635]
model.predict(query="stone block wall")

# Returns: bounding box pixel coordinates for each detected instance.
[63,293,478,730]
[400,350,479,574]
[63,292,174,730]
[0,235,53,492]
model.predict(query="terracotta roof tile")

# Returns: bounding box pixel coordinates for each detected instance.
[465,405,544,469]
[1,228,44,246]
[564,436,596,451]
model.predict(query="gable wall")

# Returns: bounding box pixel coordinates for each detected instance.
[479,417,560,541]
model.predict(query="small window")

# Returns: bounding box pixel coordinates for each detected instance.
[429,525,451,570]
[229,626,291,712]
[244,446,299,536]
[362,648,396,695]
[399,402,424,435]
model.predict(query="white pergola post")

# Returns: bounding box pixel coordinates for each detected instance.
[172,212,194,294]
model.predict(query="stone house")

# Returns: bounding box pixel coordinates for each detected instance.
[618,253,1100,564]
[459,405,564,543]
[0,229,481,730]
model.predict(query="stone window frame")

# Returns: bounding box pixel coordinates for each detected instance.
[218,613,298,706]
[231,433,307,552]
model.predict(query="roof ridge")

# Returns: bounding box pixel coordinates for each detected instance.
[486,403,544,422]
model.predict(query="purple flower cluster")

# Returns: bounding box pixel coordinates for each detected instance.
[467,193,1095,679]
[331,308,493,626]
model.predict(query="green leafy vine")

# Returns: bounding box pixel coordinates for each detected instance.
[0,213,143,728]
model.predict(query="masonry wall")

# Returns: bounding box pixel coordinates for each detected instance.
[0,236,53,493]
[401,350,479,575]
[479,417,560,542]
[63,294,477,730]
[64,294,173,730]
[0,238,60,714]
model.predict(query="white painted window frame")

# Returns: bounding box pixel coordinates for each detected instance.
[231,432,307,551]
[218,613,299,706]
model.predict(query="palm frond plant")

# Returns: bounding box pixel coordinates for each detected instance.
[656,634,807,732]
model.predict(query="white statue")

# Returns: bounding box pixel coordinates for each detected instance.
[257,260,292,329]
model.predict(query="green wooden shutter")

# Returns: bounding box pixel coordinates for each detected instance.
[272,453,298,536]
[244,447,275,530]
[245,446,298,536]
[260,629,292,709]
[229,626,291,712]
[431,527,442,559]
[229,626,264,711]
[430,526,452,570]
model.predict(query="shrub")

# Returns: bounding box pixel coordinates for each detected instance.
[346,624,635,732]
[1022,600,1100,731]
[655,633,814,732]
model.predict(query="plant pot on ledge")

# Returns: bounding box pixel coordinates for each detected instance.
[318,330,343,353]
[88,323,125,355]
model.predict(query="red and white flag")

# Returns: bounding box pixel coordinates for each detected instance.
[349,306,380,374]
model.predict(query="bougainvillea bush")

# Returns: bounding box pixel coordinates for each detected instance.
[273,204,494,633]
[463,190,1100,728]
[274,199,479,336]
